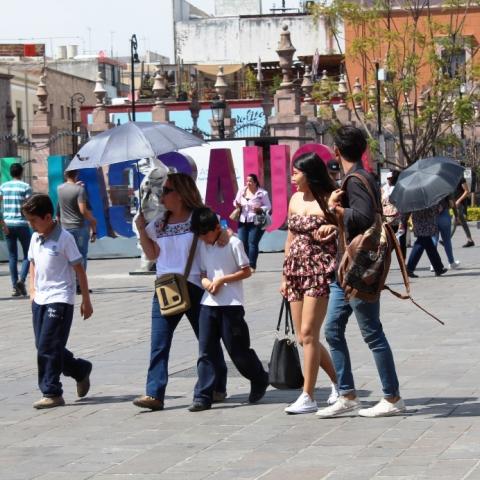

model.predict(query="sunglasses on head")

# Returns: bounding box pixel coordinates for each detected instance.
[161,186,175,196]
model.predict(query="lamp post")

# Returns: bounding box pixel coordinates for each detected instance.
[130,34,140,121]
[210,99,226,139]
[70,92,85,156]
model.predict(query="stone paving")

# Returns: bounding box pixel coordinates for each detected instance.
[0,227,479,480]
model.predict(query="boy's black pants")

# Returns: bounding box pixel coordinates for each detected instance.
[194,305,267,405]
[32,302,91,397]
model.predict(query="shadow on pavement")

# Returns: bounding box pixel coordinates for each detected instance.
[403,396,480,418]
[74,394,139,404]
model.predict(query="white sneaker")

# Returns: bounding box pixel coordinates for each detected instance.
[358,398,406,418]
[429,265,434,272]
[327,383,339,405]
[316,396,361,418]
[449,260,460,269]
[284,392,318,414]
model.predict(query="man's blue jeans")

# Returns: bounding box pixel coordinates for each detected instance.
[324,281,400,398]
[66,226,90,270]
[237,222,265,269]
[5,225,32,287]
[146,282,227,401]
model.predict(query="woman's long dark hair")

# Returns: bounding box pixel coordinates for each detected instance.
[293,152,337,225]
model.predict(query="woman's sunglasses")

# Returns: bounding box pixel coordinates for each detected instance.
[161,186,175,196]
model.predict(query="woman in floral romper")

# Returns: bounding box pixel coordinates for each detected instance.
[281,152,339,415]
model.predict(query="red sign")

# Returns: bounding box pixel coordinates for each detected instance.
[0,43,45,57]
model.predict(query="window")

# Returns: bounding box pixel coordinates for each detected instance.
[16,101,24,136]
[60,105,65,120]
[67,106,71,120]
[441,47,466,81]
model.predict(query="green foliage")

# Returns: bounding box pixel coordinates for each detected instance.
[269,74,282,95]
[466,207,480,221]
[244,68,257,98]
[310,0,480,164]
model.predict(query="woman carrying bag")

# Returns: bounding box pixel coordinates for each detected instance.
[233,173,271,273]
[280,153,339,415]
[133,173,228,411]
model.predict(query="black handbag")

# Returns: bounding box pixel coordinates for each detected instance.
[268,299,304,390]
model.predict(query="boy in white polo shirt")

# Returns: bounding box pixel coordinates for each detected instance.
[22,194,93,409]
[188,207,268,412]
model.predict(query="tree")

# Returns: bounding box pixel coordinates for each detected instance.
[311,0,480,165]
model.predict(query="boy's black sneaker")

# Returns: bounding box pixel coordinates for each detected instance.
[77,362,93,398]
[406,270,418,278]
[435,268,448,276]
[188,401,211,412]
[16,280,27,296]
[462,240,475,248]
[249,377,269,403]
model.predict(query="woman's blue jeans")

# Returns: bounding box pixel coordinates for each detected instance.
[5,225,32,287]
[324,282,400,398]
[146,282,227,401]
[432,209,454,264]
[237,222,265,269]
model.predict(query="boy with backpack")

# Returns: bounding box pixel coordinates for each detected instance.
[22,194,93,409]
[188,207,269,411]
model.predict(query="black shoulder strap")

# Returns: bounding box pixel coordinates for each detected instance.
[276,298,296,335]
[183,235,198,278]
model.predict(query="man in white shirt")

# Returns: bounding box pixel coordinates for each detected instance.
[188,207,268,412]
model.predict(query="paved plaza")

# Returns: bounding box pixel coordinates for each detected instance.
[1,227,480,480]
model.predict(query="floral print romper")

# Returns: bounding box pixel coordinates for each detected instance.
[283,214,337,302]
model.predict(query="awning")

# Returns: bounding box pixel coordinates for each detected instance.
[194,64,243,75]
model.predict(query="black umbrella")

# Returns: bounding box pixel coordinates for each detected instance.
[389,157,464,213]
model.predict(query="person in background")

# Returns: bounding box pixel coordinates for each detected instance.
[432,197,460,270]
[406,204,447,278]
[281,152,339,415]
[57,170,97,293]
[382,170,407,259]
[234,174,271,273]
[454,174,474,248]
[0,162,32,297]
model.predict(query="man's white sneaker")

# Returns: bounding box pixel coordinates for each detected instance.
[284,392,318,414]
[449,260,461,269]
[358,398,406,418]
[327,383,339,405]
[316,396,361,418]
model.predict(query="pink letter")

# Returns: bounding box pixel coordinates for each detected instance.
[268,145,290,232]
[205,149,239,229]
[242,146,264,185]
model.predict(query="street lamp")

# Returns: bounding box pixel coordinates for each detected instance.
[130,34,140,121]
[210,98,226,139]
[70,92,85,156]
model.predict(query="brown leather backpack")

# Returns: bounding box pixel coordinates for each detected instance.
[337,173,444,324]
[337,173,393,302]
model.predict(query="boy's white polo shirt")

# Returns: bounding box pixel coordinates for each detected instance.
[199,235,250,307]
[28,223,83,305]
